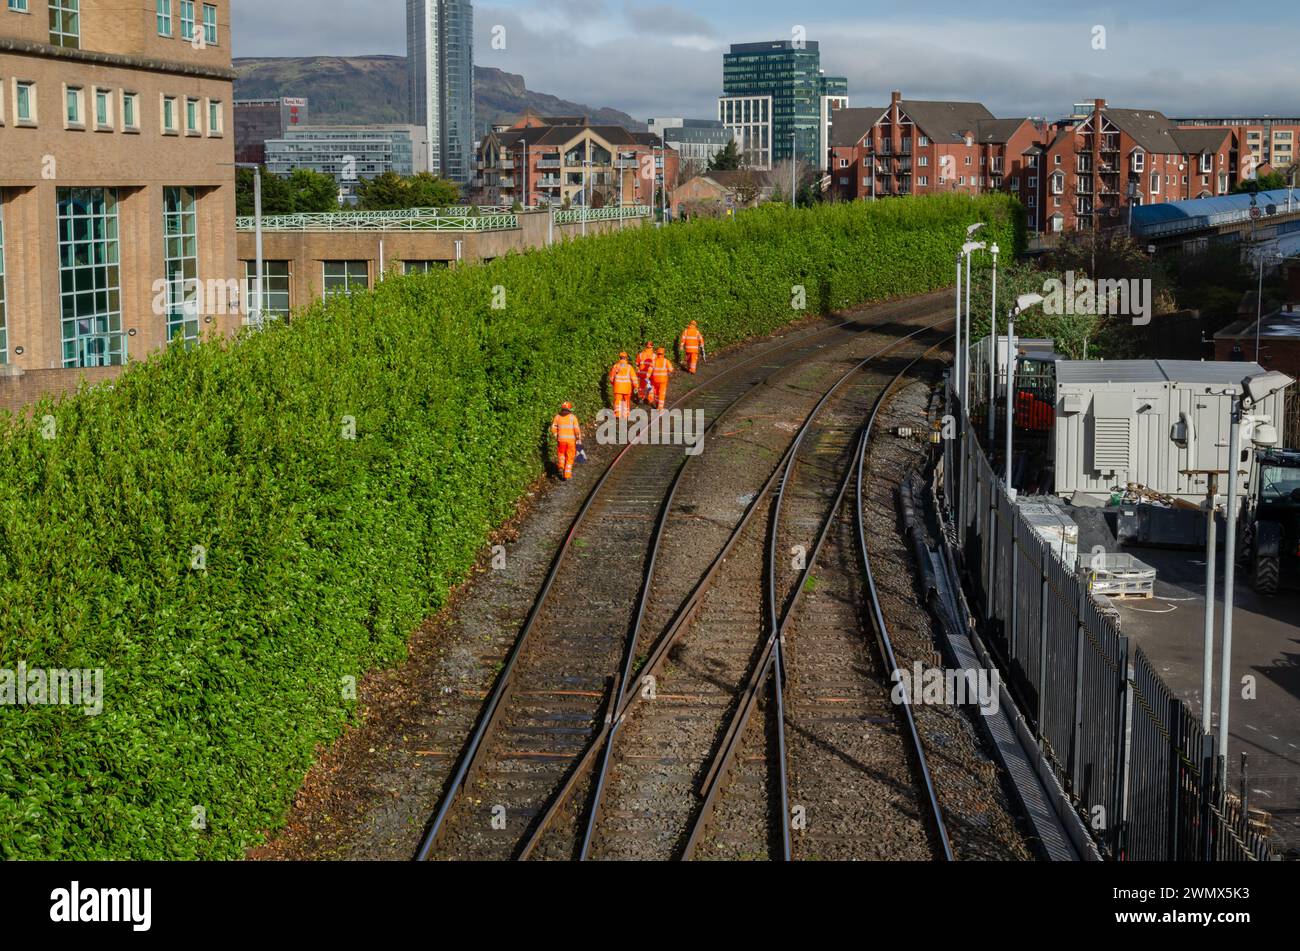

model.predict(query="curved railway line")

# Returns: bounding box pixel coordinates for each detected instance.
[415,295,967,861]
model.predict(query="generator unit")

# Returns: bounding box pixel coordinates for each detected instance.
[1053,360,1289,505]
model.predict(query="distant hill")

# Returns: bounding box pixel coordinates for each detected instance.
[232,56,643,133]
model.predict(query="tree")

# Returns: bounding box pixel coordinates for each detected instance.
[286,169,339,212]
[236,167,338,216]
[356,171,462,210]
[710,140,741,171]
[404,172,462,208]
[355,171,409,210]
[1231,171,1291,194]
[731,169,760,206]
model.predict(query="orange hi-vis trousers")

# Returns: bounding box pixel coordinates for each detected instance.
[556,440,577,480]
[552,413,582,480]
[609,363,638,419]
[650,358,674,410]
[681,330,704,373]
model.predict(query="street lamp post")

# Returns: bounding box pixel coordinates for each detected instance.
[961,224,987,406]
[954,253,963,406]
[519,137,527,208]
[988,244,999,445]
[233,162,264,327]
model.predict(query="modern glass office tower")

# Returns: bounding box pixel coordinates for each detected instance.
[719,40,847,170]
[407,0,475,186]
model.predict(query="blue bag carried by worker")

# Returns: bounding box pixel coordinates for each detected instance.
[576,445,588,464]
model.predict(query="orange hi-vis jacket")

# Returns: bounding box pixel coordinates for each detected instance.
[651,355,674,384]
[609,360,638,394]
[637,347,656,374]
[552,412,582,444]
[680,327,704,353]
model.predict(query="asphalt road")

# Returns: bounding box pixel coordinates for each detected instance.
[1109,543,1300,857]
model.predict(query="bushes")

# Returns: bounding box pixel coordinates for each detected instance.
[0,194,1022,858]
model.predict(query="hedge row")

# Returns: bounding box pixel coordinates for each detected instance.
[0,194,1023,858]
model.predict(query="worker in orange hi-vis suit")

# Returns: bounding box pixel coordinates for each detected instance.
[636,341,656,402]
[608,352,638,419]
[551,402,584,481]
[650,347,675,410]
[679,320,706,374]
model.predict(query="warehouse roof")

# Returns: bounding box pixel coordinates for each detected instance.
[1056,359,1267,386]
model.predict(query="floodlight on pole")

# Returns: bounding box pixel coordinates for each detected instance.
[1218,369,1296,764]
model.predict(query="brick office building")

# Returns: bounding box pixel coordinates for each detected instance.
[0,0,237,397]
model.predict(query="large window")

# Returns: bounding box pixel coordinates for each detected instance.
[179,0,194,40]
[202,3,217,45]
[242,260,290,320]
[322,261,368,298]
[0,203,7,363]
[57,188,123,368]
[157,0,172,36]
[403,260,446,274]
[163,187,200,345]
[49,0,80,48]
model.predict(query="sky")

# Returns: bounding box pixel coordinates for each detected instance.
[230,1,1300,122]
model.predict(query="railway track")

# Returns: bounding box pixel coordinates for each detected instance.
[681,333,954,861]
[415,293,951,860]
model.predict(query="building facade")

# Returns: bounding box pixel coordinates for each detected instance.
[1174,115,1300,180]
[1038,101,1235,234]
[0,0,236,379]
[827,92,1045,210]
[475,115,678,210]
[718,40,847,171]
[406,0,473,186]
[265,125,429,201]
[233,96,307,164]
[647,117,736,171]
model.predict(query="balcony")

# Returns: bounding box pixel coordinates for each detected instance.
[498,160,515,171]
[538,176,561,188]
[498,177,516,187]
[536,158,561,169]
[614,159,640,169]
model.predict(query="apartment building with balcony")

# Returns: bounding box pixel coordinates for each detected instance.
[1037,101,1234,234]
[1174,114,1300,182]
[827,91,1045,212]
[474,115,679,209]
[0,0,236,389]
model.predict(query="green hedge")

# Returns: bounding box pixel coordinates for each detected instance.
[0,194,1023,858]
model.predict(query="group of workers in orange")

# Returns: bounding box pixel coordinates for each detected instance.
[549,322,707,481]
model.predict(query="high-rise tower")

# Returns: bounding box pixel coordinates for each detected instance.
[407,0,475,185]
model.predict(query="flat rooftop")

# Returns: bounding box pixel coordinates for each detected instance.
[1055,358,1266,386]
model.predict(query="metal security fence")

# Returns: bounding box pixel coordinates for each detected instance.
[943,393,1273,861]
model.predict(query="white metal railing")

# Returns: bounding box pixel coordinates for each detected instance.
[236,208,520,232]
[554,205,653,225]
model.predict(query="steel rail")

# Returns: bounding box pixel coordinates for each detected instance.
[682,332,950,861]
[518,316,953,860]
[413,296,946,861]
[854,351,955,861]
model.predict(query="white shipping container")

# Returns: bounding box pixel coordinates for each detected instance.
[1054,360,1290,504]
